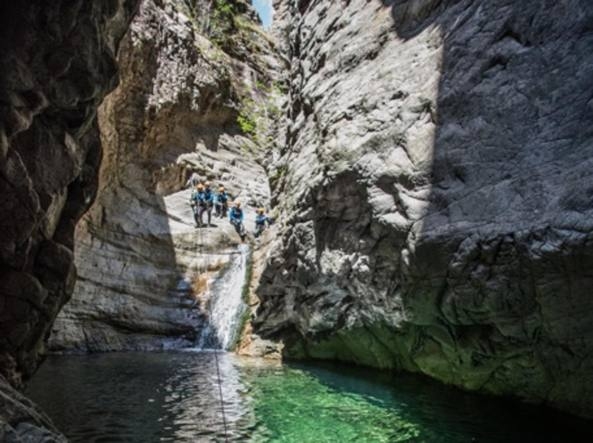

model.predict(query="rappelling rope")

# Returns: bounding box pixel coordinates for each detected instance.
[196,219,230,442]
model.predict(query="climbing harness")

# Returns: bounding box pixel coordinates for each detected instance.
[196,226,230,443]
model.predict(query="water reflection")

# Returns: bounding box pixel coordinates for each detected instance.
[163,351,254,442]
[27,353,593,442]
[27,353,250,442]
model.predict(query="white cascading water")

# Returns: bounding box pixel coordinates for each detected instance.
[197,244,249,350]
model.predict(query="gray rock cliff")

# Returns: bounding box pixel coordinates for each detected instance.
[254,0,593,418]
[50,0,284,352]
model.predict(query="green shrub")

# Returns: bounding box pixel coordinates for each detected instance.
[209,0,237,47]
[237,112,257,135]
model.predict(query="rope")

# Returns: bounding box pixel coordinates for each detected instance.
[196,220,230,443]
[212,339,229,443]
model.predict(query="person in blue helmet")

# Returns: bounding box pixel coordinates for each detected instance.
[215,185,229,219]
[229,200,246,242]
[254,207,271,238]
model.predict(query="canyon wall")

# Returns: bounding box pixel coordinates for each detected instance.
[0,0,138,385]
[3,0,593,433]
[255,0,593,417]
[0,0,139,437]
[50,0,284,352]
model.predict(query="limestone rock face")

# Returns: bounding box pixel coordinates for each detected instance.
[0,0,138,384]
[255,0,593,417]
[50,0,283,351]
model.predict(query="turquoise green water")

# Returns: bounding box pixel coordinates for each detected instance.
[27,352,592,442]
[245,365,421,442]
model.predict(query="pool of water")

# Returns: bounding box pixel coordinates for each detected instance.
[27,352,592,442]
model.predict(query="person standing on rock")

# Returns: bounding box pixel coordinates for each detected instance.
[229,201,246,242]
[215,186,229,219]
[185,171,200,189]
[189,183,203,227]
[199,182,214,227]
[254,207,272,238]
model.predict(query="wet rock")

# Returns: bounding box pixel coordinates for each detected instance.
[255,0,593,418]
[0,376,66,442]
[237,228,284,359]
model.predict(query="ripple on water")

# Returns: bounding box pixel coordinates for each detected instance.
[26,352,593,442]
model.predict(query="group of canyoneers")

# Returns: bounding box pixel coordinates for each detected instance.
[186,172,271,242]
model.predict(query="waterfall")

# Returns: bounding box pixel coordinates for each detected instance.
[197,244,249,351]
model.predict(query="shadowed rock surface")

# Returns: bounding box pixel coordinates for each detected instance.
[50,0,284,352]
[254,0,593,418]
[0,0,139,387]
[0,376,66,442]
[0,0,139,437]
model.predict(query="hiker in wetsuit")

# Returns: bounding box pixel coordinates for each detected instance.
[199,182,214,227]
[254,207,271,238]
[189,183,203,227]
[215,186,229,219]
[229,201,246,241]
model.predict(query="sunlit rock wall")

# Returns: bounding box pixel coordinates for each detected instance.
[50,0,284,351]
[255,0,593,418]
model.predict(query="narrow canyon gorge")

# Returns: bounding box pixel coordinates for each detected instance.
[1,0,593,440]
